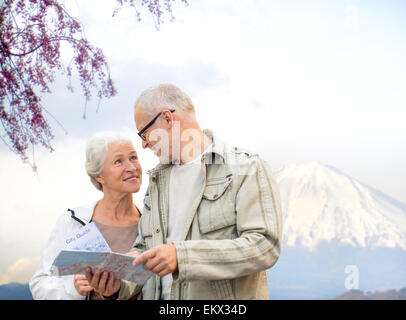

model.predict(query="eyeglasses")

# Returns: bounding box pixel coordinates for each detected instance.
[137,109,175,141]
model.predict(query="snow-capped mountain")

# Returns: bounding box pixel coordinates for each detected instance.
[273,162,406,250]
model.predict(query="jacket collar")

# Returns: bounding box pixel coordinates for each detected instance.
[202,129,225,164]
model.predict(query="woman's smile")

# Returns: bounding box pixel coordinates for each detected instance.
[123,175,139,183]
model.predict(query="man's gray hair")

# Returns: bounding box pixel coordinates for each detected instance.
[85,131,134,191]
[134,83,196,119]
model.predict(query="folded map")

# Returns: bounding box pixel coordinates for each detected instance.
[51,250,153,285]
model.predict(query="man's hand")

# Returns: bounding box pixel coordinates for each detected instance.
[132,244,177,277]
[85,267,120,297]
[73,274,93,296]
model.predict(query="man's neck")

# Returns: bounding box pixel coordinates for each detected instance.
[178,126,212,165]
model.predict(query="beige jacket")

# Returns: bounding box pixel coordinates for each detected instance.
[118,129,282,300]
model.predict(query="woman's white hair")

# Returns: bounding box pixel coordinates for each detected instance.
[85,131,134,191]
[134,83,196,119]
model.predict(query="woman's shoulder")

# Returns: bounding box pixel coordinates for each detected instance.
[67,201,98,222]
[69,201,98,214]
[53,201,98,229]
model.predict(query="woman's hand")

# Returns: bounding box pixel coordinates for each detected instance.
[85,267,121,298]
[73,274,93,296]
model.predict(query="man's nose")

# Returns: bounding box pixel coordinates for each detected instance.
[142,139,148,149]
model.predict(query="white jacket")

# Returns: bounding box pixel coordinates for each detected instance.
[29,202,96,300]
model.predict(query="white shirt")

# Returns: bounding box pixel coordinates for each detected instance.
[161,144,212,300]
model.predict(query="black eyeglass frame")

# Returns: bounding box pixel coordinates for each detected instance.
[137,109,175,141]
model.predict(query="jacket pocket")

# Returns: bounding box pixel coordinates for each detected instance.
[198,177,236,237]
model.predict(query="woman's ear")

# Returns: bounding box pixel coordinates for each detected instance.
[95,174,104,185]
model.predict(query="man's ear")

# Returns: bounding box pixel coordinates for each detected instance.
[162,109,174,128]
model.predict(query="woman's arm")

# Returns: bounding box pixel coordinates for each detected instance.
[29,212,87,300]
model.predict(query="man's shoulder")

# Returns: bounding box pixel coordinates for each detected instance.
[206,129,271,171]
[222,143,260,164]
[219,142,277,179]
[206,129,258,161]
[228,144,258,157]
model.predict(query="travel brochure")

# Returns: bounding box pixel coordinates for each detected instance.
[50,222,152,284]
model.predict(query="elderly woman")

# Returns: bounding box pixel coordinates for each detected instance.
[29,131,142,300]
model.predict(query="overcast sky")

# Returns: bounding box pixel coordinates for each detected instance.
[0,0,405,285]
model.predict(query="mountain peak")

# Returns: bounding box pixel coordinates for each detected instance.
[274,162,406,250]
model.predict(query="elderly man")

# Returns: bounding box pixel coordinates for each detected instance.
[100,83,282,300]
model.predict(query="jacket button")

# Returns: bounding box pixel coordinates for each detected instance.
[156,228,160,233]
